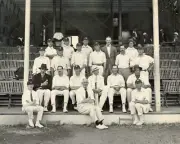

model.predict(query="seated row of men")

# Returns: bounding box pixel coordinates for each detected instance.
[22,64,151,129]
[33,37,154,82]
[31,63,152,113]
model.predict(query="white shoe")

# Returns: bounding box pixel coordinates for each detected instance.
[109,106,113,113]
[96,125,105,130]
[136,121,144,126]
[133,119,139,125]
[51,108,56,113]
[51,106,56,113]
[149,107,153,112]
[43,107,48,112]
[28,119,34,128]
[101,124,108,129]
[136,115,144,126]
[63,108,68,113]
[122,105,126,113]
[35,122,44,128]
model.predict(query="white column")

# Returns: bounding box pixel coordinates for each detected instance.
[152,0,161,112]
[23,0,31,90]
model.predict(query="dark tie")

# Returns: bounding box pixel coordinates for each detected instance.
[30,92,33,102]
[85,88,88,98]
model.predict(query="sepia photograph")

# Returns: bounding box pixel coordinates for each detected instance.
[0,0,180,143]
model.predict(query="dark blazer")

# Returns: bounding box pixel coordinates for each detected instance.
[101,45,117,71]
[32,73,52,91]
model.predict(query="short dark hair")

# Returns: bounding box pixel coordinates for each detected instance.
[57,66,63,69]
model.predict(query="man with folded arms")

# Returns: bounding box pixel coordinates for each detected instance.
[127,65,152,111]
[70,65,85,110]
[33,64,52,112]
[107,65,127,113]
[89,42,106,76]
[22,80,44,128]
[129,79,151,126]
[76,78,108,130]
[51,66,69,113]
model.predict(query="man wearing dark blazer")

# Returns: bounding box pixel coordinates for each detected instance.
[32,64,52,112]
[101,37,117,84]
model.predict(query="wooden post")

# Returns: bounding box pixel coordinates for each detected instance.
[53,0,56,34]
[110,0,114,37]
[23,0,31,90]
[118,0,122,42]
[59,0,62,31]
[152,0,161,112]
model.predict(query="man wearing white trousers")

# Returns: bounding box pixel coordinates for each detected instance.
[51,66,69,113]
[127,65,152,111]
[70,65,85,110]
[129,79,151,126]
[107,65,127,113]
[89,42,106,76]
[76,78,108,130]
[22,80,44,128]
[88,66,108,107]
[33,64,52,112]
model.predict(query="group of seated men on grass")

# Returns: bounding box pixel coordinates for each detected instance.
[22,36,154,129]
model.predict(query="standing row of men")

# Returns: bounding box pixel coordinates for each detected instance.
[22,36,154,128]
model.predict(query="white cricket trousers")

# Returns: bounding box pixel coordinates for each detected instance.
[37,89,51,107]
[108,87,127,105]
[129,102,150,115]
[77,103,103,122]
[23,106,44,121]
[51,90,69,106]
[70,90,78,104]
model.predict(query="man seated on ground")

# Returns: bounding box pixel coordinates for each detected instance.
[70,65,85,110]
[131,46,154,80]
[44,39,57,60]
[51,46,70,76]
[88,66,108,107]
[106,65,127,113]
[127,65,152,111]
[32,64,52,112]
[89,42,106,76]
[71,43,87,76]
[22,80,44,128]
[51,66,69,113]
[129,79,151,126]
[76,78,108,130]
[33,47,50,75]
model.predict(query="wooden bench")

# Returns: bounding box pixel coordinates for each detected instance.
[0,60,34,69]
[162,80,180,107]
[0,69,33,80]
[0,53,38,60]
[0,81,13,108]
[149,68,180,80]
